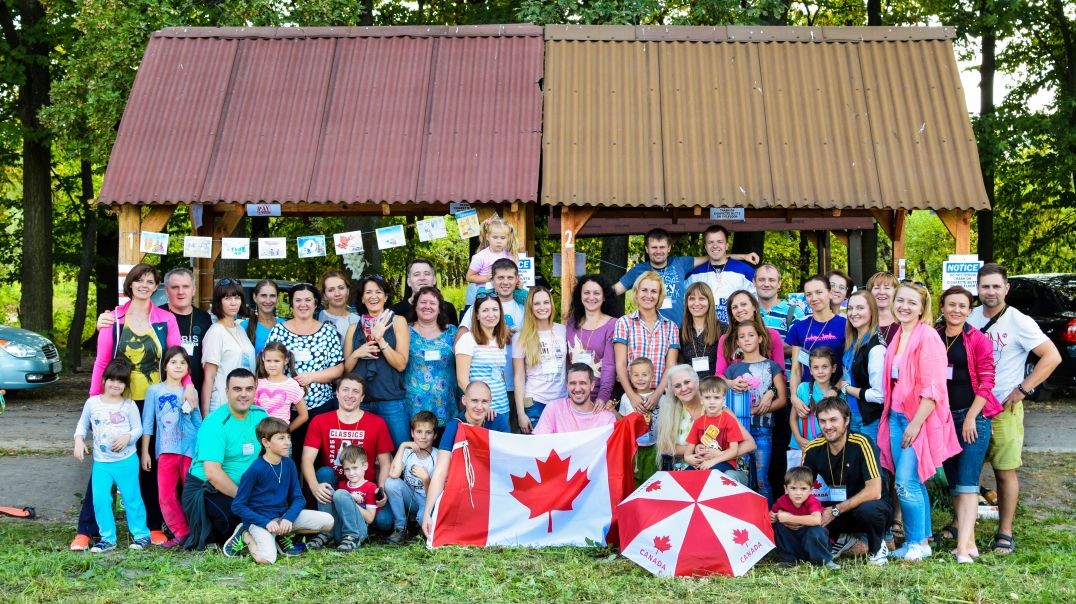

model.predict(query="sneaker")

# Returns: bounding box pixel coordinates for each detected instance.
[337,535,362,551]
[222,525,246,558]
[902,543,932,561]
[70,534,92,551]
[830,534,857,559]
[867,542,889,566]
[150,530,169,545]
[161,535,188,549]
[305,533,334,550]
[89,540,116,553]
[387,527,408,545]
[129,537,152,550]
[889,544,910,559]
[824,560,841,570]
[276,534,305,557]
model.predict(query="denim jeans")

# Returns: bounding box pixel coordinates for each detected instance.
[859,420,880,448]
[888,413,932,544]
[524,401,546,429]
[943,407,992,496]
[749,424,774,503]
[314,466,392,542]
[362,399,411,449]
[773,523,833,565]
[385,476,427,530]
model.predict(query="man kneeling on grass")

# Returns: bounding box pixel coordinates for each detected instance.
[225,418,334,563]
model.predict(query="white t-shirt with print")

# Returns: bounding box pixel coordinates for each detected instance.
[968,305,1049,401]
[512,323,568,404]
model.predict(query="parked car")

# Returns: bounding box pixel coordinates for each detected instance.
[1006,273,1076,399]
[0,324,61,391]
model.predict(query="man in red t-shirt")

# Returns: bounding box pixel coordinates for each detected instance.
[301,374,394,546]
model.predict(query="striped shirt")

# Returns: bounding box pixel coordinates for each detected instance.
[613,311,681,388]
[802,432,882,498]
[455,332,509,414]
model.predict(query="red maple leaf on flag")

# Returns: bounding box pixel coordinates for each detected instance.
[813,480,823,490]
[510,450,591,533]
[720,476,738,487]
[732,528,750,545]
[653,535,672,553]
[645,480,663,492]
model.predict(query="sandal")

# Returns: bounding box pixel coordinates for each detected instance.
[890,521,905,541]
[992,533,1016,555]
[933,525,958,541]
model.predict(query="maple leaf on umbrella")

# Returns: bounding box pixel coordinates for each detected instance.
[653,535,672,553]
[732,528,750,545]
[510,450,591,533]
[645,480,663,492]
[720,476,738,487]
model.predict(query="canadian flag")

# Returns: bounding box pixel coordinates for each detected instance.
[428,414,647,548]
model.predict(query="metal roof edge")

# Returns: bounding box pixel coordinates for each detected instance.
[544,25,955,42]
[154,25,544,39]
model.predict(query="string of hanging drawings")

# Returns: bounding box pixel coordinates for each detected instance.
[130,210,481,260]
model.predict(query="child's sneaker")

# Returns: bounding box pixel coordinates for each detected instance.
[89,540,116,553]
[161,534,188,549]
[304,533,333,550]
[276,534,305,557]
[222,525,246,557]
[336,535,362,552]
[824,560,841,570]
[69,534,92,551]
[129,537,152,550]
[387,527,408,545]
[867,542,889,566]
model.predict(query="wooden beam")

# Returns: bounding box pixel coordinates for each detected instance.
[503,201,534,257]
[891,210,907,275]
[936,209,973,254]
[117,205,142,267]
[141,204,177,234]
[560,206,597,321]
[196,209,217,311]
[831,230,849,247]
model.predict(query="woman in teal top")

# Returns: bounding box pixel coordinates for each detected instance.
[404,287,458,427]
[243,280,284,355]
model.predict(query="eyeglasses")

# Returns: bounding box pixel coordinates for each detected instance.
[829,282,848,292]
[900,279,928,288]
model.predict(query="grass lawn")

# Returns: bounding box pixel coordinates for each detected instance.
[2,507,1073,603]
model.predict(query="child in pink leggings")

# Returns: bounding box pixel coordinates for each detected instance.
[141,346,203,548]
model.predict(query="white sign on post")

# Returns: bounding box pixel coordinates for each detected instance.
[942,255,983,295]
[709,207,746,222]
[246,203,282,217]
[518,254,536,288]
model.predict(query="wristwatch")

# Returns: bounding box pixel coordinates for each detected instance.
[831,505,841,517]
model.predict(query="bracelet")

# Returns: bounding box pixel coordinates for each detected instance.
[1017,384,1033,397]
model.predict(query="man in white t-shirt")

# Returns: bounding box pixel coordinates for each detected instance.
[967,263,1061,555]
[457,258,525,427]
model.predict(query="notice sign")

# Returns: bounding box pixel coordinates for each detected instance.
[246,204,282,217]
[518,255,536,288]
[709,207,746,222]
[942,256,983,295]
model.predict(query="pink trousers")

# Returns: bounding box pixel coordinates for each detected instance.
[157,453,192,538]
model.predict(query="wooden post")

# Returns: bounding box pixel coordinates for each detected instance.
[871,209,908,275]
[117,205,142,267]
[936,209,973,254]
[195,209,217,311]
[847,230,864,285]
[559,206,596,321]
[503,202,535,256]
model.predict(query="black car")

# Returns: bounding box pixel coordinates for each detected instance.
[1006,273,1076,399]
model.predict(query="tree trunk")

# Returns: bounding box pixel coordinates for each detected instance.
[360,0,374,26]
[600,235,628,316]
[95,205,119,318]
[867,0,882,25]
[977,2,997,262]
[798,231,811,283]
[13,1,53,335]
[67,160,96,372]
[730,231,764,264]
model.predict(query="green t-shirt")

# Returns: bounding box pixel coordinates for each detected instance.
[189,405,268,485]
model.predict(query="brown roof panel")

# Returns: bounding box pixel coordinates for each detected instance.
[101,27,543,205]
[307,37,434,203]
[542,41,664,207]
[542,26,988,211]
[99,37,238,204]
[416,35,543,203]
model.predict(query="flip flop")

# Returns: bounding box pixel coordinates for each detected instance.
[0,506,35,519]
[933,525,958,541]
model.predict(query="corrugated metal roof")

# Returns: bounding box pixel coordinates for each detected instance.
[542,25,988,211]
[99,26,543,205]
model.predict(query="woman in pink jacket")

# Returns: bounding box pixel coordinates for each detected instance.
[934,286,1004,563]
[879,281,961,562]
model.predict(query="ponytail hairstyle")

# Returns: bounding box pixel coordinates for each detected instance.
[478,215,519,258]
[257,341,297,380]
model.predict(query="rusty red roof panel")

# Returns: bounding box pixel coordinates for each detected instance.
[100,27,543,205]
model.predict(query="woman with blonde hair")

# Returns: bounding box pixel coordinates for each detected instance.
[513,286,568,433]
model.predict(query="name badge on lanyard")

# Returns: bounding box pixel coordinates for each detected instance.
[830,486,848,502]
[691,356,710,373]
[946,365,954,380]
[797,349,810,367]
[424,349,442,362]
[574,351,594,366]
[660,297,673,310]
[242,443,255,456]
[294,349,313,363]
[891,365,899,380]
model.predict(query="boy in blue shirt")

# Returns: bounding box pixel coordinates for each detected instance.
[225,418,333,564]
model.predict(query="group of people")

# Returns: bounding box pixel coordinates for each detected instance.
[69,219,1060,571]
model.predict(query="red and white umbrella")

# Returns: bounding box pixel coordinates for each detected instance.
[618,470,775,577]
